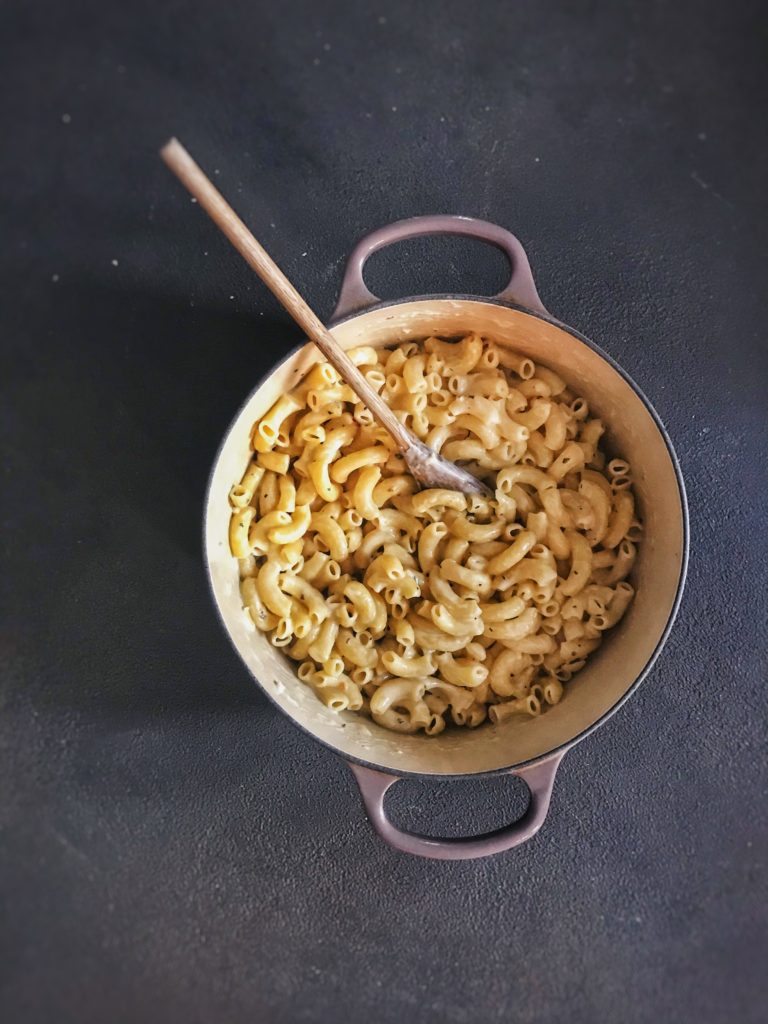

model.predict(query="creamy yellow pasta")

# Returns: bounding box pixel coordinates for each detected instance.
[229,334,641,736]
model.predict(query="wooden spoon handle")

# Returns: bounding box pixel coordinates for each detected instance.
[160,138,412,453]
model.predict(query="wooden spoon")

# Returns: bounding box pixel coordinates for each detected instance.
[161,138,492,497]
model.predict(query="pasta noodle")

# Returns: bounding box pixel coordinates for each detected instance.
[229,334,642,734]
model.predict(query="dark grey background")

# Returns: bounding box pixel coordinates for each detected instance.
[1,1,766,1021]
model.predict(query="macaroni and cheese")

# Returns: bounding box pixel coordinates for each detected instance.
[229,334,641,736]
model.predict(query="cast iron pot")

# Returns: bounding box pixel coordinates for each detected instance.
[204,216,689,860]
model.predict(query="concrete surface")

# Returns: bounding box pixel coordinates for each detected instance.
[1,1,766,1021]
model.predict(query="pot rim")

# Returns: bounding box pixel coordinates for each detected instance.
[203,294,690,780]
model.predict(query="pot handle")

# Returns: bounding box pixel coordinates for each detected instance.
[348,751,564,860]
[332,215,548,319]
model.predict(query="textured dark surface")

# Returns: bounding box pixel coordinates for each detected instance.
[1,1,767,1021]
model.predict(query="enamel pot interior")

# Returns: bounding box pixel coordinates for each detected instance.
[205,298,686,776]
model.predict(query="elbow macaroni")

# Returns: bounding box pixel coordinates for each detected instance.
[230,335,641,734]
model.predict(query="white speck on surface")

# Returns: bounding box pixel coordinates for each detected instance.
[214,168,220,175]
[229,295,234,300]
[690,170,731,206]
[378,15,387,24]
[698,132,707,141]
[203,251,208,256]
[51,827,94,868]
[534,156,540,162]
[323,42,331,51]
[313,57,320,65]
[190,196,197,203]
[61,113,71,124]
[490,139,499,154]
[365,112,372,119]
[111,259,119,266]
[484,105,490,112]
[439,116,445,122]
[395,66,402,74]
[117,64,126,74]
[51,274,59,282]
[270,222,276,228]
[391,105,397,112]
[301,251,308,256]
